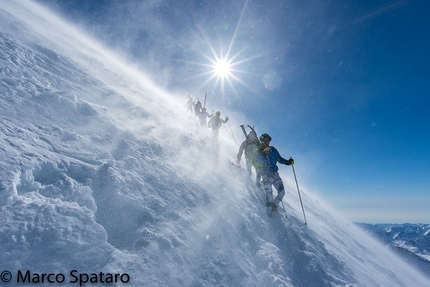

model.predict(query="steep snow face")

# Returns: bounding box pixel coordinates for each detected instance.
[1,1,429,286]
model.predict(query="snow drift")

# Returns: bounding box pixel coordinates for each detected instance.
[1,1,429,286]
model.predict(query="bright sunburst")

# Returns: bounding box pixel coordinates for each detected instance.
[192,44,251,99]
[188,1,255,98]
[212,59,232,79]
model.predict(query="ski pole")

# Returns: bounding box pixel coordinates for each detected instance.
[225,121,239,146]
[291,158,307,225]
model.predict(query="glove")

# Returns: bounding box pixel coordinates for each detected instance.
[235,160,240,165]
[225,117,229,122]
[288,158,294,165]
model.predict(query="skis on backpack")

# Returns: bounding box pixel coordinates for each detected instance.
[240,124,258,139]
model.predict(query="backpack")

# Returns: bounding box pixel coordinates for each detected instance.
[195,101,202,111]
[247,131,258,143]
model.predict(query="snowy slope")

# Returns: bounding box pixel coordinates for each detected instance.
[1,1,429,286]
[357,223,430,279]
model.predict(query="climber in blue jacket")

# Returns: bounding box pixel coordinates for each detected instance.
[252,133,294,216]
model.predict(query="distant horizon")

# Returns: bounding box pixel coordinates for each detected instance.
[355,222,430,226]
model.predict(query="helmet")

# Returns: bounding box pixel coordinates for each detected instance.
[215,111,221,116]
[259,133,272,143]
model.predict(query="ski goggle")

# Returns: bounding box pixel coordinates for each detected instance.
[260,136,271,143]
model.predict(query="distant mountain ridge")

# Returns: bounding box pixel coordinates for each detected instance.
[356,223,430,278]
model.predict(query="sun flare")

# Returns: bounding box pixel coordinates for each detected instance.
[213,59,232,78]
[188,1,255,96]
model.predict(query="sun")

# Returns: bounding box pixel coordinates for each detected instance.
[188,1,258,97]
[190,49,245,97]
[194,48,250,97]
[212,59,232,79]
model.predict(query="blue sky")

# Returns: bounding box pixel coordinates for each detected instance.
[35,0,429,223]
